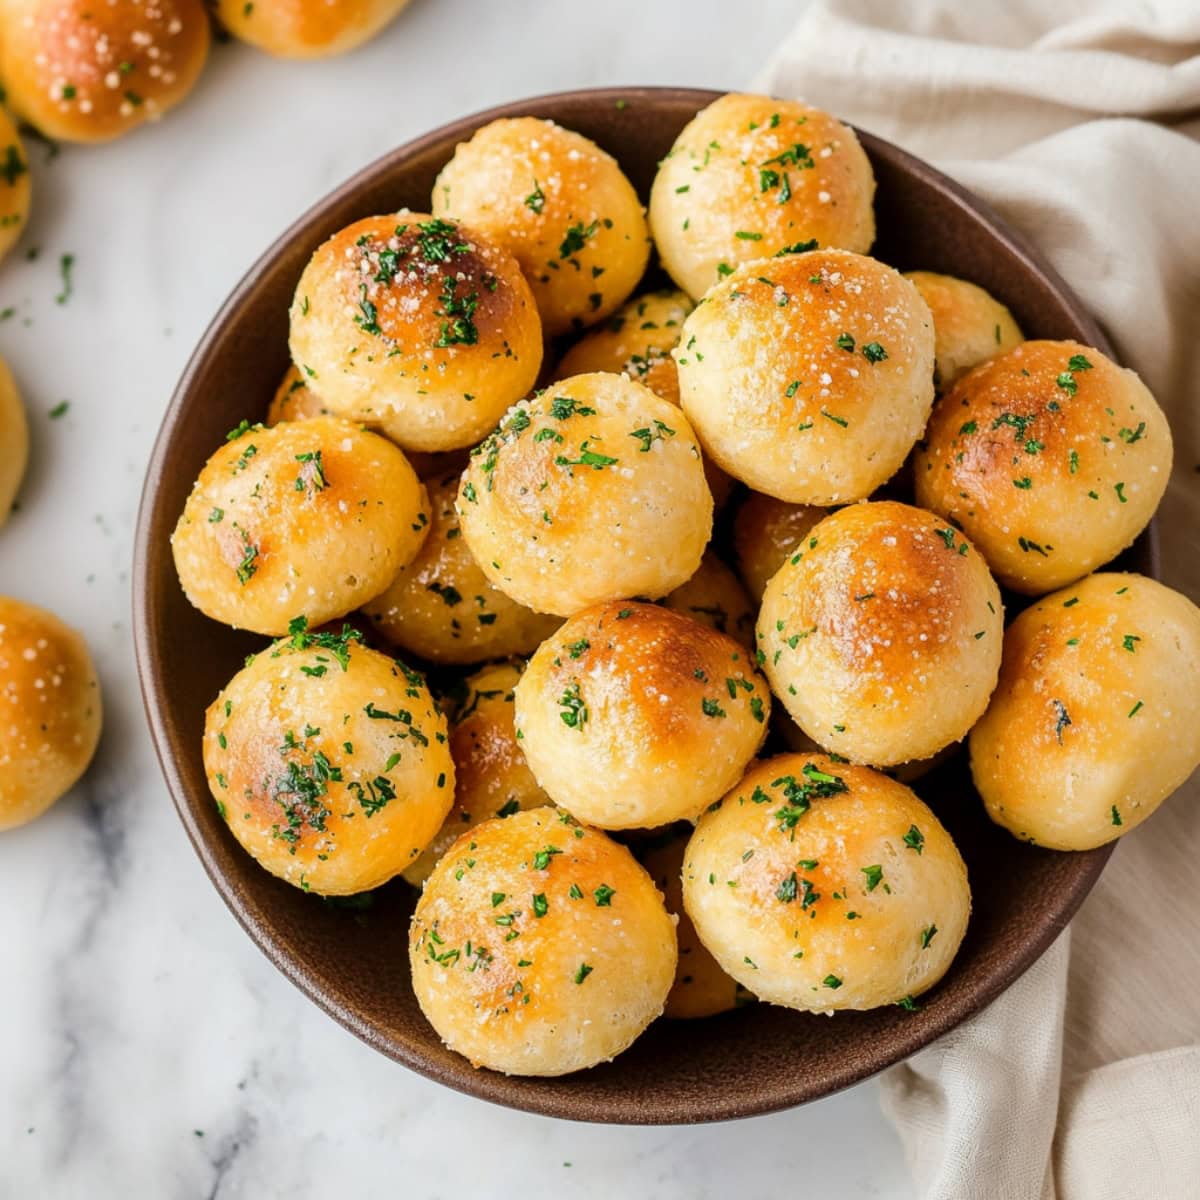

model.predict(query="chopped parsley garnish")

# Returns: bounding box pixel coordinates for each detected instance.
[861,341,887,363]
[902,825,924,854]
[558,683,587,730]
[524,181,546,214]
[861,864,883,892]
[593,884,615,907]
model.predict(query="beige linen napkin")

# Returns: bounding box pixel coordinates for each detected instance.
[758,3,1200,1197]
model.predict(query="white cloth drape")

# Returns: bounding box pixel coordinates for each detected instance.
[758,4,1200,1197]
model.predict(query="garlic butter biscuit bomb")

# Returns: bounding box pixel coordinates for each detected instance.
[555,288,733,507]
[971,573,1200,851]
[432,117,651,336]
[216,0,411,58]
[732,491,826,601]
[456,372,712,617]
[0,110,31,265]
[403,661,552,887]
[904,271,1024,390]
[649,93,876,300]
[0,0,210,143]
[172,415,429,636]
[410,808,676,1076]
[662,549,756,649]
[289,213,542,452]
[757,501,1003,767]
[515,601,770,829]
[914,340,1171,594]
[682,754,970,1012]
[676,249,935,505]
[364,473,561,666]
[642,831,752,1019]
[0,358,29,527]
[0,597,102,831]
[203,623,453,895]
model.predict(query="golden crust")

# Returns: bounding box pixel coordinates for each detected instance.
[410,808,676,1076]
[757,501,1003,766]
[732,491,826,600]
[0,0,209,143]
[432,117,651,336]
[514,601,770,829]
[363,473,561,665]
[403,661,551,886]
[904,271,1024,390]
[456,372,713,617]
[288,213,543,452]
[0,358,29,527]
[216,0,409,58]
[649,93,876,299]
[642,832,751,1019]
[0,109,31,263]
[676,250,935,504]
[914,340,1171,594]
[171,415,430,635]
[662,549,755,648]
[0,597,102,830]
[970,572,1200,850]
[682,754,970,1011]
[203,633,452,894]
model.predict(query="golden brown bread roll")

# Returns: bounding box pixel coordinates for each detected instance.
[172,415,429,635]
[0,596,102,830]
[0,0,209,143]
[514,601,770,829]
[204,624,453,894]
[402,661,552,887]
[432,117,651,336]
[676,249,934,504]
[410,807,676,1075]
[732,491,826,601]
[0,109,31,263]
[456,372,713,617]
[914,340,1171,595]
[363,473,561,665]
[216,0,410,58]
[971,572,1200,850]
[649,93,876,299]
[904,271,1024,390]
[661,549,755,648]
[642,832,752,1019]
[682,753,970,1012]
[289,213,543,453]
[757,501,1004,767]
[0,357,29,526]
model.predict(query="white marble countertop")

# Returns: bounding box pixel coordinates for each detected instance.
[0,2,913,1195]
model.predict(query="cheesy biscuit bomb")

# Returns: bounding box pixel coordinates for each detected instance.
[676,249,935,505]
[757,501,1003,767]
[515,602,770,829]
[683,754,970,1012]
[433,117,651,336]
[0,0,209,143]
[172,416,429,635]
[649,93,876,300]
[203,624,453,895]
[914,340,1171,594]
[971,573,1200,850]
[410,808,676,1076]
[289,213,542,452]
[456,373,712,617]
[215,0,410,58]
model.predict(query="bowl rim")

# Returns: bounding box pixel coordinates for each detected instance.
[133,85,1148,1124]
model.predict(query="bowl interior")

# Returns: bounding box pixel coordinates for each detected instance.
[134,86,1147,1124]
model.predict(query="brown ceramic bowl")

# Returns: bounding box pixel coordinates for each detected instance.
[134,86,1155,1124]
